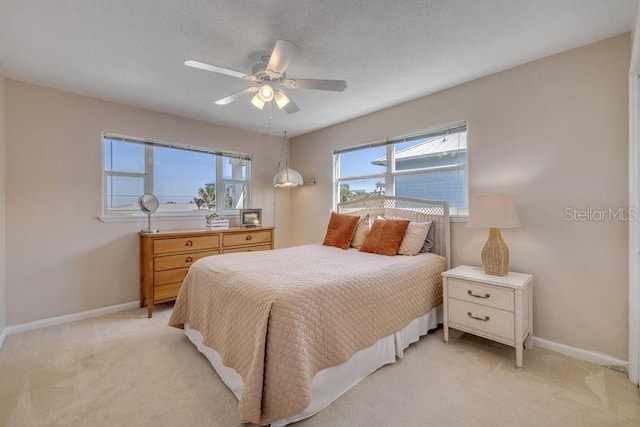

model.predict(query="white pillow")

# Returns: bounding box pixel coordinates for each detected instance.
[350,214,370,248]
[397,221,432,256]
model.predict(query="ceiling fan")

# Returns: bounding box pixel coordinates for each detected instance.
[184,40,347,114]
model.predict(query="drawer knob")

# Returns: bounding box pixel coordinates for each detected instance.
[467,312,490,322]
[468,290,490,299]
[246,235,252,241]
[185,240,193,247]
[185,257,193,263]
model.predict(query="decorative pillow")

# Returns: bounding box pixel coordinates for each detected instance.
[398,221,432,256]
[350,214,370,249]
[322,212,360,250]
[419,223,436,253]
[359,219,410,256]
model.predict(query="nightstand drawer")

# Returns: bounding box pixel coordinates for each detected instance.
[448,299,514,341]
[448,278,514,311]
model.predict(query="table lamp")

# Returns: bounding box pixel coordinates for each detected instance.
[467,194,521,276]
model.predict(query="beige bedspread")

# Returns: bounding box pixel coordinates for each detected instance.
[169,244,446,425]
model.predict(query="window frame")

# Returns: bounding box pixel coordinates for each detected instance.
[333,122,469,219]
[100,132,251,222]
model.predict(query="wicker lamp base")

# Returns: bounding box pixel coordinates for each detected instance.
[481,228,510,276]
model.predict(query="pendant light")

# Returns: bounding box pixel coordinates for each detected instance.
[273,131,303,187]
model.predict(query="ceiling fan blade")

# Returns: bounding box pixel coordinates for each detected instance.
[283,98,300,114]
[289,78,347,92]
[214,87,258,105]
[266,40,297,76]
[184,60,247,79]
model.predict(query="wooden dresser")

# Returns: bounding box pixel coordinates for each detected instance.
[139,227,274,317]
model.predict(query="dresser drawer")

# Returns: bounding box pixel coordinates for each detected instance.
[448,298,514,341]
[154,267,189,286]
[154,282,182,301]
[153,235,220,255]
[448,278,514,311]
[222,230,272,247]
[154,250,219,271]
[223,244,273,254]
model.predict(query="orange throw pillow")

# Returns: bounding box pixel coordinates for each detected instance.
[359,219,410,256]
[322,212,360,250]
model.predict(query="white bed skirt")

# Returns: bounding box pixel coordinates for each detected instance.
[184,304,442,426]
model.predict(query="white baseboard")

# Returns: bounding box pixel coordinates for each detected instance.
[1,301,139,342]
[0,327,7,350]
[533,336,629,371]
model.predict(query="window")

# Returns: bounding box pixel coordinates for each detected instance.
[334,122,467,216]
[103,134,250,217]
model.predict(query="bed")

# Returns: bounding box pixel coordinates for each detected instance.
[169,196,450,425]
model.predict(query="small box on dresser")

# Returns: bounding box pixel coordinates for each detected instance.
[442,265,534,368]
[139,227,274,318]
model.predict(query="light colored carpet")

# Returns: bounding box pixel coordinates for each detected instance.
[1,304,639,427]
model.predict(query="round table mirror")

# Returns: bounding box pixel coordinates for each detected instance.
[138,193,159,233]
[139,193,159,214]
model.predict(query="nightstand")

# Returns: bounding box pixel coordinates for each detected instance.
[442,265,534,368]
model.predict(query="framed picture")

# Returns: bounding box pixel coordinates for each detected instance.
[239,208,262,227]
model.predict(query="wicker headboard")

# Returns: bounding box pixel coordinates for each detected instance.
[337,196,451,268]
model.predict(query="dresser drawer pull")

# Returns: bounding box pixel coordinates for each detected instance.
[468,290,490,299]
[185,240,193,247]
[185,257,193,263]
[467,312,490,322]
[246,235,252,241]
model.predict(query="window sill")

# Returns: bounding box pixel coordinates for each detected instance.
[98,211,237,223]
[450,214,468,223]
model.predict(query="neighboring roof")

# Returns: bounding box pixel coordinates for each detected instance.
[372,132,467,166]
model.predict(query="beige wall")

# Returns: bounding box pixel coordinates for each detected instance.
[290,34,630,360]
[5,79,291,325]
[0,73,6,334]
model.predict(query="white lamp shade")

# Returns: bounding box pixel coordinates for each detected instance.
[274,90,290,109]
[273,168,304,187]
[251,93,265,109]
[467,194,521,228]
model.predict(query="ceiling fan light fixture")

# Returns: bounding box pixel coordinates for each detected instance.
[251,93,266,109]
[188,39,346,113]
[258,84,274,102]
[274,90,291,109]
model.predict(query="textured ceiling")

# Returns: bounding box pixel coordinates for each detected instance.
[0,0,634,137]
